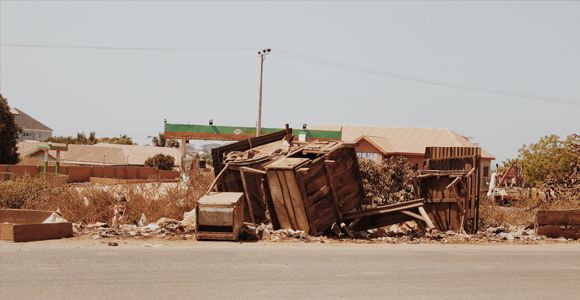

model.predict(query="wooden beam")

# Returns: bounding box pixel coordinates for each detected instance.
[341,199,424,220]
[207,163,229,195]
[240,166,267,175]
[400,210,425,222]
[340,222,354,238]
[348,217,361,230]
[239,168,256,226]
[324,164,343,219]
[418,206,435,229]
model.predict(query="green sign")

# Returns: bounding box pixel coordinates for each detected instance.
[164,123,341,141]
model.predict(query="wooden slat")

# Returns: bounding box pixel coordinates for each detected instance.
[537,210,580,226]
[277,170,299,229]
[284,170,310,233]
[324,164,343,220]
[239,168,256,226]
[266,170,292,229]
[342,199,424,220]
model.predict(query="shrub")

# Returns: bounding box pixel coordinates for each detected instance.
[358,156,415,206]
[144,153,175,170]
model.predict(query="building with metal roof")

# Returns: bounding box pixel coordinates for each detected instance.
[11,108,53,142]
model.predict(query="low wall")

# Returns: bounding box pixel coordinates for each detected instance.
[0,165,180,183]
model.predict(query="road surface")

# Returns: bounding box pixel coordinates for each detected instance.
[1,238,580,299]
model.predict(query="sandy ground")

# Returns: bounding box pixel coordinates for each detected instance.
[2,237,580,300]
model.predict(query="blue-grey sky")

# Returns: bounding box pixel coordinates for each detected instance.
[1,1,579,164]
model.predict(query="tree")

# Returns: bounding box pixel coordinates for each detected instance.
[46,132,135,145]
[0,95,23,164]
[358,156,415,206]
[144,153,175,170]
[504,134,580,187]
[148,133,179,148]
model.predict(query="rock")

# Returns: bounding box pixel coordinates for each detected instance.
[138,214,147,227]
[108,242,118,246]
[142,244,152,247]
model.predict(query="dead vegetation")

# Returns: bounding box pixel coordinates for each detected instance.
[0,170,214,226]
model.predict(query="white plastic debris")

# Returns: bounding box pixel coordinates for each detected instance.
[182,208,197,227]
[83,197,90,207]
[138,213,147,227]
[42,212,68,224]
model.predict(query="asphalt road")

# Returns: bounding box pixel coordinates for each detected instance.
[1,240,580,299]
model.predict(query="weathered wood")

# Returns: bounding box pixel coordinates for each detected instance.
[284,170,310,233]
[536,210,580,226]
[266,170,292,229]
[307,185,331,206]
[324,164,343,220]
[348,217,361,230]
[240,167,267,175]
[207,164,229,195]
[277,170,299,229]
[9,223,73,242]
[401,210,425,222]
[418,206,435,229]
[342,199,425,221]
[340,222,354,238]
[537,225,580,239]
[239,168,256,226]
[330,222,342,237]
[295,170,317,235]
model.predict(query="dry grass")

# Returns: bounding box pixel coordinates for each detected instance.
[0,169,214,225]
[479,193,580,228]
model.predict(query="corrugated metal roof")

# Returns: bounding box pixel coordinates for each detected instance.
[18,142,188,166]
[11,108,53,131]
[308,125,495,159]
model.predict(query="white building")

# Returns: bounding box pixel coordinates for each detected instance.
[11,108,53,142]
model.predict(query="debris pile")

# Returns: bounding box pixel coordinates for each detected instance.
[76,218,196,240]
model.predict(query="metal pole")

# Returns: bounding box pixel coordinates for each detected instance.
[257,53,264,137]
[44,150,48,173]
[56,151,60,174]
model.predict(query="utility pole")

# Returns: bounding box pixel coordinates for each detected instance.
[257,48,271,137]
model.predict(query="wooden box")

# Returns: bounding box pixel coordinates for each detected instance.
[0,209,73,242]
[195,192,245,241]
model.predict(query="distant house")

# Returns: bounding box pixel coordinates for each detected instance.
[11,108,53,142]
[308,125,495,182]
[17,142,189,168]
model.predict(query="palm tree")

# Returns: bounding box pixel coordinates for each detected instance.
[148,133,179,148]
[148,133,167,147]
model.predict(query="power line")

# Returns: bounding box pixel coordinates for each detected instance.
[272,50,580,106]
[2,43,579,106]
[1,43,257,52]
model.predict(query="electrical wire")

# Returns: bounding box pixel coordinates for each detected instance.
[1,43,257,52]
[2,43,579,106]
[272,50,580,106]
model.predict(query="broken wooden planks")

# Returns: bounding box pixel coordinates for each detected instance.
[340,199,434,233]
[536,209,580,239]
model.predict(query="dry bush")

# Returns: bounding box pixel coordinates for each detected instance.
[0,169,214,225]
[479,193,580,228]
[358,156,415,206]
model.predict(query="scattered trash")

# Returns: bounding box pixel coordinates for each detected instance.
[108,242,118,246]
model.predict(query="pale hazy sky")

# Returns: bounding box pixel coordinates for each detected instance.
[1,1,579,164]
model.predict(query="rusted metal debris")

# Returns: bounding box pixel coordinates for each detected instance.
[210,128,436,237]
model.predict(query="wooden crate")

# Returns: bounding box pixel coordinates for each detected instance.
[0,209,73,242]
[195,192,245,241]
[266,146,365,235]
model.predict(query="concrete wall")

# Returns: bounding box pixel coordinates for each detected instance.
[0,165,180,182]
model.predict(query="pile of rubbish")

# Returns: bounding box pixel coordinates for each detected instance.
[75,217,196,240]
[540,134,580,203]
